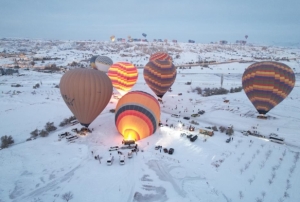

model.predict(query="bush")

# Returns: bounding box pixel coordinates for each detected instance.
[219,126,226,133]
[212,126,218,131]
[59,118,69,127]
[39,130,49,137]
[45,122,57,132]
[226,127,234,135]
[30,129,39,138]
[1,135,14,148]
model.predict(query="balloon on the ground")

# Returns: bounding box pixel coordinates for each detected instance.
[60,69,113,127]
[144,59,177,98]
[95,56,113,72]
[242,61,295,115]
[107,62,138,95]
[115,91,160,141]
[90,55,99,69]
[149,52,172,62]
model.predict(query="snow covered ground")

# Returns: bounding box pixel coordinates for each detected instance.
[0,41,300,202]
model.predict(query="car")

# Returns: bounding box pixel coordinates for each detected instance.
[226,138,231,143]
[190,135,198,142]
[109,146,119,151]
[183,117,190,120]
[180,133,187,137]
[163,148,168,153]
[168,148,174,155]
[187,134,193,139]
[198,110,205,115]
[171,114,180,118]
[191,114,200,117]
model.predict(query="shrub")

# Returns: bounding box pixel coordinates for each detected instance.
[1,135,14,148]
[212,126,218,131]
[30,129,39,138]
[219,126,226,133]
[39,130,49,137]
[45,122,57,132]
[59,118,69,127]
[62,191,74,202]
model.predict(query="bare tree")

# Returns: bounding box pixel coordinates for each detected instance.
[271,172,276,180]
[248,178,253,185]
[239,191,244,199]
[256,197,262,202]
[61,191,73,202]
[284,192,289,198]
[268,179,273,185]
[261,191,266,199]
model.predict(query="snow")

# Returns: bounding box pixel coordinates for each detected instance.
[0,40,300,202]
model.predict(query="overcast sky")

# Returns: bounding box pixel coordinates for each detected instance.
[0,0,299,45]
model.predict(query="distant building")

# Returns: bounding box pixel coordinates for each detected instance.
[219,40,228,45]
[188,40,195,43]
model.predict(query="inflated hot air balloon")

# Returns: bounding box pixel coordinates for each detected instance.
[149,52,172,62]
[90,55,99,69]
[115,91,160,141]
[95,56,113,72]
[245,35,248,40]
[242,61,295,115]
[142,33,147,37]
[60,69,113,127]
[107,62,138,95]
[144,59,177,98]
[110,35,115,42]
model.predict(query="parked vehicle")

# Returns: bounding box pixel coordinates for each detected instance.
[171,114,180,118]
[163,148,168,153]
[183,117,190,120]
[109,146,119,151]
[191,114,200,117]
[187,134,193,139]
[119,155,125,165]
[190,135,198,142]
[155,145,162,150]
[69,120,79,126]
[180,133,187,137]
[58,132,71,138]
[107,156,114,165]
[198,110,205,115]
[168,148,174,155]
[226,138,231,143]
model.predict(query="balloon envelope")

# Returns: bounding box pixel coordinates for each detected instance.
[115,91,160,141]
[110,35,115,42]
[242,61,295,115]
[95,56,113,72]
[149,52,172,62]
[144,59,177,98]
[60,69,113,127]
[107,62,138,95]
[90,55,99,69]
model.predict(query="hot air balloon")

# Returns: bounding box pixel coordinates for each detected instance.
[242,61,295,116]
[245,35,248,40]
[115,91,160,141]
[95,56,113,72]
[144,59,177,98]
[90,55,99,69]
[142,33,147,37]
[60,69,113,127]
[149,52,172,62]
[107,62,138,95]
[110,35,115,42]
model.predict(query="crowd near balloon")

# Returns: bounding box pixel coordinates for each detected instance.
[60,40,295,141]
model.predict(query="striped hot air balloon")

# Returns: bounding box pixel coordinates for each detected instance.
[95,56,113,72]
[242,61,295,115]
[107,62,138,95]
[144,59,177,98]
[149,52,172,62]
[60,69,113,127]
[115,91,160,141]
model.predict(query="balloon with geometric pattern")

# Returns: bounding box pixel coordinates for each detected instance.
[242,61,295,115]
[95,56,113,73]
[144,59,177,98]
[149,52,172,62]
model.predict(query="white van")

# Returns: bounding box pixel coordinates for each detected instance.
[107,156,114,165]
[171,114,180,118]
[119,155,125,165]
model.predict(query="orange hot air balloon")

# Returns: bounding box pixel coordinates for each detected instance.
[60,68,113,127]
[149,52,172,62]
[115,91,160,141]
[107,62,138,95]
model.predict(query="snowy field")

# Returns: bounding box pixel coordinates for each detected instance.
[0,41,300,202]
